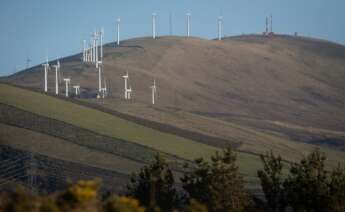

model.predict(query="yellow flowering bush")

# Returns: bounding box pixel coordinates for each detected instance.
[104,196,145,212]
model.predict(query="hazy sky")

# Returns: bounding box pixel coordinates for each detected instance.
[1,0,344,76]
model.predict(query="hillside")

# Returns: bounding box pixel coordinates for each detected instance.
[0,84,267,192]
[3,35,345,132]
[1,34,345,193]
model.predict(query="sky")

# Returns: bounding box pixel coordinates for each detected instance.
[0,0,344,76]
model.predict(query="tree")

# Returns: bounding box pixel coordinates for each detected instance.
[126,153,179,211]
[257,151,285,211]
[181,148,249,212]
[328,165,345,212]
[283,149,330,211]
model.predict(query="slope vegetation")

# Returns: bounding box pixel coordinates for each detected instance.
[4,35,345,132]
[0,83,262,185]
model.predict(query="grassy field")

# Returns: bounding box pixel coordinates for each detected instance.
[87,98,345,168]
[0,83,262,182]
[0,123,143,175]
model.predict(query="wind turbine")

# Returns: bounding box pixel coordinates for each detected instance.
[90,38,94,63]
[73,85,80,96]
[83,40,86,62]
[95,31,99,67]
[186,12,191,37]
[127,86,132,99]
[270,14,273,33]
[150,79,157,105]
[265,16,269,35]
[218,16,223,40]
[152,12,157,39]
[52,60,60,95]
[63,78,71,97]
[92,32,97,63]
[42,56,50,93]
[100,28,104,60]
[122,72,129,99]
[116,18,121,46]
[103,75,107,94]
[97,61,102,92]
[88,42,92,62]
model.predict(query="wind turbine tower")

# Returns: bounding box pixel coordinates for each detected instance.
[97,61,102,92]
[117,18,121,46]
[265,17,269,35]
[218,16,223,40]
[127,87,132,99]
[42,57,50,92]
[152,13,157,39]
[73,85,80,96]
[270,14,273,33]
[63,78,71,97]
[122,72,129,99]
[100,28,104,60]
[186,12,191,37]
[90,38,94,63]
[88,43,92,62]
[95,32,99,67]
[83,40,86,62]
[150,79,157,105]
[92,32,97,63]
[52,60,60,95]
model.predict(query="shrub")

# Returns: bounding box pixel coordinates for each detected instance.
[181,148,249,212]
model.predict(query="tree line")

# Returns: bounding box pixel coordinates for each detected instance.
[0,148,344,212]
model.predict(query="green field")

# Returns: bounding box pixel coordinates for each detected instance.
[0,84,262,181]
[88,98,345,169]
[0,123,143,175]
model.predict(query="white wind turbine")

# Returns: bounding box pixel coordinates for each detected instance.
[218,16,223,40]
[186,12,191,37]
[122,72,129,99]
[152,12,157,39]
[97,61,102,92]
[116,18,121,46]
[95,31,99,67]
[103,76,107,94]
[88,42,92,62]
[99,77,107,99]
[52,60,60,95]
[150,79,157,105]
[42,56,50,93]
[73,85,80,96]
[100,28,104,61]
[63,78,71,97]
[127,86,132,99]
[92,32,97,63]
[90,38,94,63]
[82,40,86,62]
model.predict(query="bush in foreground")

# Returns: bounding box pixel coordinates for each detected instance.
[181,148,249,212]
[258,149,345,212]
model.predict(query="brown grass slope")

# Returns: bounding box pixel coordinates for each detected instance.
[3,34,345,133]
